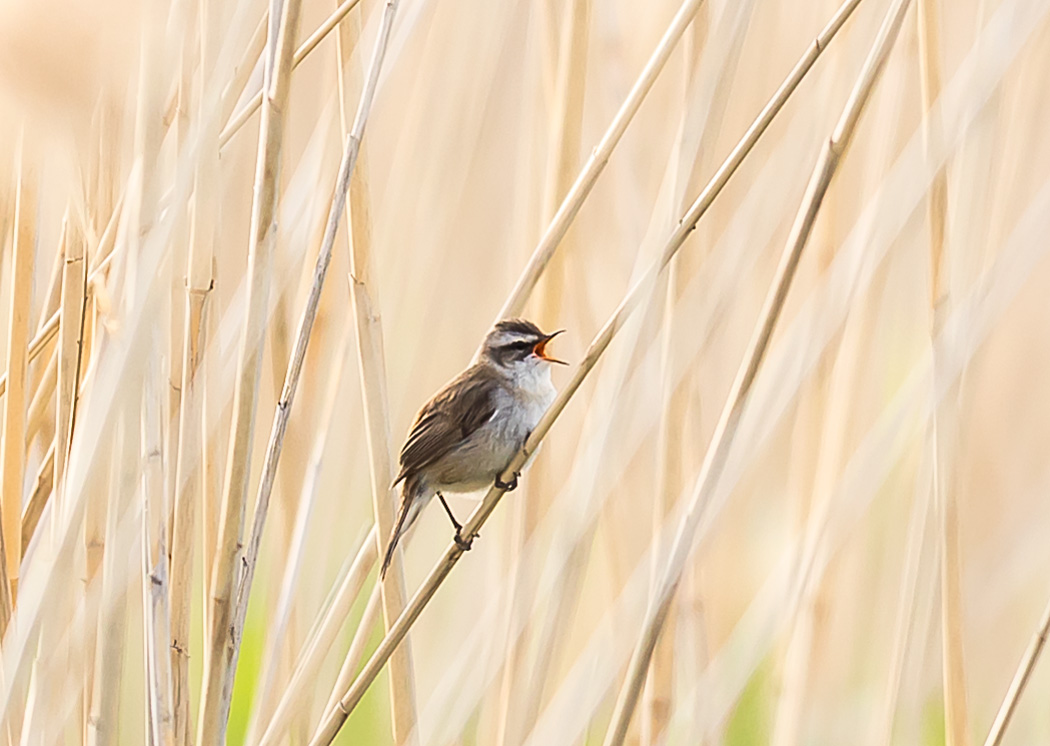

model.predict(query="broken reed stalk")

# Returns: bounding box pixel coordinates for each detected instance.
[982,593,1050,746]
[197,0,304,741]
[600,0,912,742]
[1,141,37,600]
[224,0,401,731]
[218,0,365,149]
[140,378,175,746]
[308,1,866,741]
[335,1,419,740]
[493,0,706,326]
[57,217,88,542]
[21,441,55,556]
[0,191,124,402]
[168,0,220,740]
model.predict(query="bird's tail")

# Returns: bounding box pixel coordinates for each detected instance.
[381,481,425,579]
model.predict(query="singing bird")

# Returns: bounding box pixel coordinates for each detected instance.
[381,319,565,577]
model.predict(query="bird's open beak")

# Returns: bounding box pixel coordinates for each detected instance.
[533,330,567,365]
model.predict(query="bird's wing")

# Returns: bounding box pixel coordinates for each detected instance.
[394,366,499,485]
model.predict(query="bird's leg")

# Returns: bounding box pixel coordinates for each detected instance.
[494,471,519,492]
[436,492,474,551]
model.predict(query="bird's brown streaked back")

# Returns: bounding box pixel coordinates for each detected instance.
[393,364,501,487]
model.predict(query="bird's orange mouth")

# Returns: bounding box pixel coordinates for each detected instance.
[533,330,567,364]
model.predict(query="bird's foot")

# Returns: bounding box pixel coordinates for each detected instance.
[454,529,474,552]
[495,472,520,492]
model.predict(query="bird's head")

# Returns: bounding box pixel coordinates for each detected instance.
[481,319,566,372]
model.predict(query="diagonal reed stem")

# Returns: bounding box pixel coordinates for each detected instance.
[307,1,866,741]
[599,0,913,742]
[982,591,1050,746]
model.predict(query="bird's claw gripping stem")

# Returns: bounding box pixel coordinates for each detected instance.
[454,530,474,552]
[495,471,519,491]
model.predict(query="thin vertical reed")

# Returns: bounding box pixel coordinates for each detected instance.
[1,140,36,600]
[197,0,305,740]
[334,1,419,740]
[918,1,970,743]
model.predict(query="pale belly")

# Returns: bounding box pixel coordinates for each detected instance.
[428,379,554,493]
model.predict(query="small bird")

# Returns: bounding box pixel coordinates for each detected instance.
[381,319,566,578]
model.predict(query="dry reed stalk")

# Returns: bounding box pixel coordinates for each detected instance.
[332,1,418,740]
[218,0,365,149]
[197,0,304,739]
[140,364,175,746]
[600,0,913,741]
[256,528,378,746]
[982,592,1050,746]
[243,319,353,745]
[1,140,37,599]
[918,1,970,743]
[55,221,87,507]
[87,411,138,746]
[493,0,706,325]
[308,2,867,740]
[21,441,55,556]
[226,0,400,730]
[0,192,122,435]
[168,0,220,740]
[25,347,57,450]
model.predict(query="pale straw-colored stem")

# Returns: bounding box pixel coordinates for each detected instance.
[982,592,1050,746]
[334,0,418,739]
[141,367,175,746]
[308,1,867,741]
[197,0,304,740]
[918,1,970,743]
[168,0,220,740]
[1,140,37,601]
[87,412,137,746]
[21,441,55,557]
[218,0,365,149]
[25,346,57,451]
[600,0,912,742]
[55,212,86,525]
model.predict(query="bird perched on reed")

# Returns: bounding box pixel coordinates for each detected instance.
[381,319,565,577]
